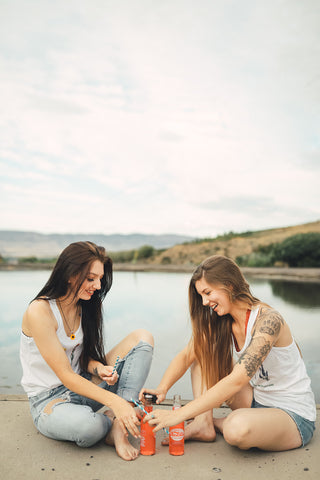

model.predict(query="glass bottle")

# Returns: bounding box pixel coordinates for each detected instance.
[140,393,156,455]
[169,394,185,455]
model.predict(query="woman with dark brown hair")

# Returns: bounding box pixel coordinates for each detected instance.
[141,255,316,451]
[20,241,153,461]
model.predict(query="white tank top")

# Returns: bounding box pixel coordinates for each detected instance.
[20,299,83,397]
[233,307,316,421]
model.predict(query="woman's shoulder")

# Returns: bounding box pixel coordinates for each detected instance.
[25,298,57,326]
[258,304,283,318]
[255,305,286,334]
[23,298,57,336]
[27,297,51,314]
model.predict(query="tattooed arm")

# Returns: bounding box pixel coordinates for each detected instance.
[145,308,287,431]
[147,308,286,430]
[236,307,284,378]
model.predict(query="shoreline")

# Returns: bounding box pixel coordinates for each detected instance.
[1,263,320,282]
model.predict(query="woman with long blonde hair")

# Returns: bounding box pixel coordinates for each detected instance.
[141,255,316,450]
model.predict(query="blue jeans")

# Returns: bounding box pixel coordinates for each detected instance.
[251,398,315,447]
[29,341,153,447]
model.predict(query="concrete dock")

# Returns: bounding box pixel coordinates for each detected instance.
[1,395,319,480]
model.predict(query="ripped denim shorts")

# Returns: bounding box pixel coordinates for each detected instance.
[251,398,315,447]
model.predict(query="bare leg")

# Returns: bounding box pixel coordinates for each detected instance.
[220,407,302,451]
[104,411,139,461]
[162,361,216,445]
[106,329,154,365]
[213,382,253,433]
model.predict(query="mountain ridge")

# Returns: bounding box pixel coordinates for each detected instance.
[0,231,195,258]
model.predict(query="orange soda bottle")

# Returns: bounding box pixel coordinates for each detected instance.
[169,394,184,455]
[140,393,156,455]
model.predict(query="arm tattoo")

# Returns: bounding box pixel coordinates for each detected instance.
[237,308,284,378]
[251,308,284,338]
[238,338,272,378]
[93,367,99,376]
[258,309,284,336]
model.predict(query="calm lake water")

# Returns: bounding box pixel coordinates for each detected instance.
[0,270,319,402]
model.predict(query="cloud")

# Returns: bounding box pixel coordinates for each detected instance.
[0,0,319,236]
[26,93,90,115]
[200,196,277,214]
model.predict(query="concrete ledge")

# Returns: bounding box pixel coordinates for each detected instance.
[1,396,319,479]
[0,394,192,406]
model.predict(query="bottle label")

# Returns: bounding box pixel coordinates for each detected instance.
[170,428,184,442]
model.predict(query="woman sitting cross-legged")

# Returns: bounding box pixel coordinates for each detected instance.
[141,255,316,451]
[20,241,154,460]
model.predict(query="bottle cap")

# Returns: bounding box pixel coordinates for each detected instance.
[143,393,157,403]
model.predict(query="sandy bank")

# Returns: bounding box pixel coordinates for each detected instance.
[115,265,320,282]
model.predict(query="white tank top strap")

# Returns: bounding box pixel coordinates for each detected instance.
[247,306,260,334]
[237,306,260,354]
[48,298,64,329]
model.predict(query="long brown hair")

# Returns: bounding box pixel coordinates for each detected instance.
[35,241,113,370]
[189,255,260,391]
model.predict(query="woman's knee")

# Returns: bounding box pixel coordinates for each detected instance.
[223,411,251,449]
[38,404,111,448]
[131,329,154,347]
[75,414,111,447]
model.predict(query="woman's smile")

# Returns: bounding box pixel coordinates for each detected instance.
[195,277,232,316]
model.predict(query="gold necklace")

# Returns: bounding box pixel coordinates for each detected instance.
[58,301,81,340]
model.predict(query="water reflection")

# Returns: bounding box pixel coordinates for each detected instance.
[269,280,320,308]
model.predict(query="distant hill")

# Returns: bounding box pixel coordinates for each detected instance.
[149,220,320,266]
[0,231,195,258]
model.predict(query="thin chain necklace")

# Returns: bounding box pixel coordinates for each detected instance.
[58,300,81,340]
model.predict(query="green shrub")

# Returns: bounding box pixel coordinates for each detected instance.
[236,252,274,267]
[18,256,38,264]
[272,233,320,267]
[135,245,155,260]
[110,250,135,263]
[161,256,172,265]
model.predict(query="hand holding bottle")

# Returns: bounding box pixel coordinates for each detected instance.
[144,407,183,433]
[139,386,167,404]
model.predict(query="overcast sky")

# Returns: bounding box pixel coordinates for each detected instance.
[0,0,319,238]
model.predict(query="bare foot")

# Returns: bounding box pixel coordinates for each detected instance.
[105,418,139,461]
[161,415,216,445]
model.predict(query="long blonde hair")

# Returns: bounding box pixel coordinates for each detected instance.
[189,255,260,390]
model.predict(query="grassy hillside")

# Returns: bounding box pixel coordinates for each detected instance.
[148,220,320,266]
